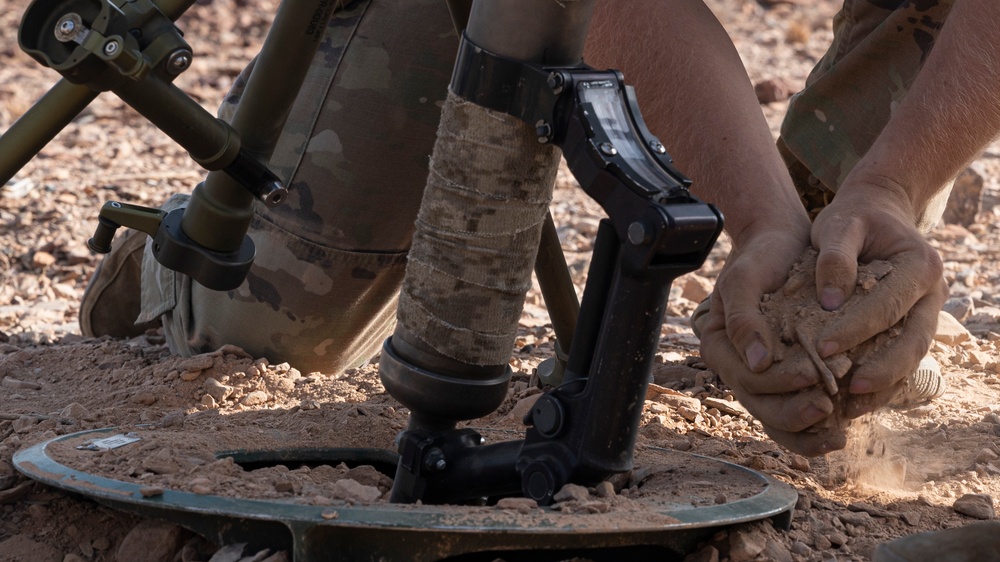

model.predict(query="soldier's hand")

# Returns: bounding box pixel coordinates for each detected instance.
[698,224,843,456]
[810,179,948,415]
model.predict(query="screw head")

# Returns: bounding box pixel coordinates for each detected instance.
[599,142,618,157]
[103,40,120,56]
[650,140,667,154]
[59,20,75,34]
[167,50,192,74]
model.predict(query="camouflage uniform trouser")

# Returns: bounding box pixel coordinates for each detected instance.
[138,0,457,373]
[139,0,955,373]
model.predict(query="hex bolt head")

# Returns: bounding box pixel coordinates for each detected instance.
[599,142,618,157]
[422,447,447,472]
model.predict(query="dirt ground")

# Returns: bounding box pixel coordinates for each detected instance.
[1,0,999,561]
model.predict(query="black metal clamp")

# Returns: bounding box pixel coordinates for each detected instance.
[382,34,724,505]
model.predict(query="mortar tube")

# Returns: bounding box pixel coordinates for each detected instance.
[385,1,596,428]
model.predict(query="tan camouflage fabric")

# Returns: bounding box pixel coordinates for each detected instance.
[780,0,956,231]
[139,0,457,373]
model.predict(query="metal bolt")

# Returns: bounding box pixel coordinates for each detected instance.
[103,40,120,56]
[110,201,122,208]
[535,120,552,143]
[628,221,651,245]
[166,50,192,74]
[423,448,446,472]
[547,72,565,94]
[54,13,84,42]
[599,142,618,157]
[650,140,667,154]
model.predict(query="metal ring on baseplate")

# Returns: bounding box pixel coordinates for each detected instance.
[13,427,797,561]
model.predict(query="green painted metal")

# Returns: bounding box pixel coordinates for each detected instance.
[0,0,199,185]
[14,427,797,561]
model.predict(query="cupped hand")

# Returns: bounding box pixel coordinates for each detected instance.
[810,177,948,411]
[698,224,845,455]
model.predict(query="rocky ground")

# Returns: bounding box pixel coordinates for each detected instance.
[1,0,999,561]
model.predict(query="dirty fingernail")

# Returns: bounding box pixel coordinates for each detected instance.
[818,340,838,358]
[802,404,827,425]
[793,374,815,389]
[745,341,769,370]
[820,287,845,311]
[850,378,873,394]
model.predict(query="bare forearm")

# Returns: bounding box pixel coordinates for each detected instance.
[847,0,1000,217]
[584,0,809,246]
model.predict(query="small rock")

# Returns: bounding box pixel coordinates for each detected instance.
[788,454,810,472]
[32,251,56,268]
[64,554,88,562]
[59,402,94,421]
[677,404,703,423]
[204,378,234,402]
[179,370,203,382]
[140,486,164,497]
[508,394,541,422]
[177,354,216,373]
[201,394,217,408]
[496,497,538,513]
[648,388,701,411]
[790,541,811,556]
[754,77,796,104]
[839,511,871,526]
[943,295,975,322]
[595,481,615,498]
[240,390,270,406]
[116,521,187,562]
[702,397,748,416]
[760,539,793,562]
[682,545,719,562]
[813,534,832,550]
[334,479,382,503]
[321,510,338,520]
[681,274,713,304]
[131,391,157,406]
[553,483,590,503]
[1,377,42,390]
[953,493,995,519]
[976,449,999,464]
[729,527,767,561]
[935,311,972,345]
[207,543,247,562]
[825,530,849,546]
[901,511,921,526]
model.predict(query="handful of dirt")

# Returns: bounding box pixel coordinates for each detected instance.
[759,248,904,446]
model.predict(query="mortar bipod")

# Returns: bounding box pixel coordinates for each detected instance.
[380,34,725,505]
